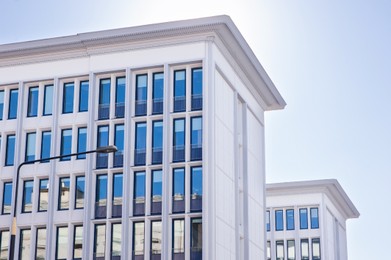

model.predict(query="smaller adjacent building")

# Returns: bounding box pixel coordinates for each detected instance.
[265,179,359,260]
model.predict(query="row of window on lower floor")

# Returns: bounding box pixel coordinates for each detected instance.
[0,218,202,260]
[266,208,319,232]
[267,238,321,260]
[1,167,202,216]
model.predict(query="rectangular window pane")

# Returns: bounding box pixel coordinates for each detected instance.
[79,81,89,112]
[310,208,319,229]
[77,127,87,159]
[95,175,107,219]
[75,176,85,209]
[134,122,146,166]
[0,230,10,260]
[133,222,145,256]
[112,173,123,218]
[25,132,36,162]
[152,72,164,114]
[0,90,4,120]
[173,118,185,162]
[287,240,295,260]
[114,124,124,167]
[94,224,106,259]
[2,182,12,214]
[191,117,202,161]
[38,179,49,212]
[276,240,284,260]
[267,241,271,260]
[8,89,18,119]
[152,120,163,164]
[40,131,51,162]
[43,84,53,116]
[35,227,46,260]
[151,170,162,215]
[135,74,147,116]
[98,78,110,119]
[63,82,74,113]
[275,210,283,231]
[312,238,321,260]
[191,218,202,258]
[173,168,185,213]
[266,210,270,232]
[191,166,202,212]
[56,227,68,260]
[134,172,145,216]
[191,68,202,110]
[5,134,16,166]
[115,77,125,118]
[301,239,309,260]
[151,221,162,255]
[73,226,83,259]
[111,223,121,257]
[58,177,70,210]
[286,209,295,230]
[22,180,33,213]
[96,125,109,168]
[27,86,38,117]
[173,219,185,255]
[19,229,31,260]
[60,129,72,161]
[173,70,186,112]
[300,208,308,229]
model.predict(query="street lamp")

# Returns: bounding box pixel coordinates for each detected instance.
[9,145,118,260]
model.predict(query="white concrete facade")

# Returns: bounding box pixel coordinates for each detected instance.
[266,179,359,260]
[0,16,285,260]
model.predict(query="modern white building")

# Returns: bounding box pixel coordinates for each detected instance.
[265,179,360,260]
[0,16,285,259]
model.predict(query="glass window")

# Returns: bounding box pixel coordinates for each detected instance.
[113,124,124,167]
[275,210,283,231]
[25,132,36,162]
[152,170,163,203]
[300,208,308,229]
[75,176,85,209]
[35,227,46,260]
[301,239,309,260]
[40,131,51,162]
[22,180,33,213]
[5,134,16,166]
[286,209,295,230]
[135,74,147,116]
[310,208,319,229]
[191,117,202,161]
[287,240,295,260]
[94,224,106,259]
[63,82,74,114]
[191,166,202,212]
[0,230,10,260]
[38,179,49,212]
[73,225,83,260]
[27,86,39,117]
[43,84,53,116]
[8,89,18,119]
[191,68,202,110]
[56,226,68,260]
[111,223,121,257]
[19,229,31,260]
[173,168,185,213]
[276,240,284,260]
[115,77,125,118]
[173,219,185,255]
[152,120,163,164]
[95,175,108,218]
[266,241,271,260]
[96,125,109,168]
[151,221,162,256]
[98,78,111,120]
[77,127,87,159]
[191,218,202,258]
[133,222,145,257]
[152,72,164,114]
[112,173,123,217]
[79,81,89,112]
[58,177,70,210]
[134,172,145,216]
[173,118,185,162]
[60,129,72,161]
[173,70,186,112]
[134,122,146,166]
[0,90,4,120]
[2,182,12,214]
[312,238,321,260]
[266,210,270,232]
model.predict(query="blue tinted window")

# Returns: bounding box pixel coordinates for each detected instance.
[22,180,34,213]
[191,117,202,161]
[173,70,186,112]
[2,182,12,214]
[0,90,4,120]
[266,210,270,232]
[25,132,36,162]
[286,209,295,230]
[275,210,283,231]
[5,134,16,166]
[135,74,147,116]
[38,179,49,212]
[8,89,18,119]
[191,167,202,197]
[40,131,51,161]
[173,168,185,199]
[134,172,146,201]
[77,127,87,159]
[152,170,163,200]
[60,129,72,161]
[310,208,319,229]
[58,177,70,210]
[79,81,89,112]
[27,86,38,117]
[113,173,123,204]
[152,72,164,114]
[173,119,185,162]
[75,176,85,209]
[152,121,163,164]
[191,68,202,110]
[98,79,110,119]
[135,122,146,165]
[115,77,125,118]
[114,124,124,167]
[97,126,109,148]
[300,208,308,229]
[63,83,74,113]
[96,175,108,206]
[43,84,53,116]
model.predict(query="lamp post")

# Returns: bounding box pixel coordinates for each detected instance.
[9,145,118,260]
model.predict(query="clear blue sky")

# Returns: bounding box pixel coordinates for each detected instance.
[1,0,390,259]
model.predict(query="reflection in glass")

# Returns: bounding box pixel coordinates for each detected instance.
[38,179,49,212]
[191,117,202,161]
[173,70,186,112]
[191,218,202,257]
[114,124,124,167]
[0,230,10,260]
[115,77,125,118]
[191,68,203,111]
[152,72,164,114]
[59,177,70,210]
[95,175,108,218]
[286,209,295,230]
[0,90,4,120]
[94,224,106,259]
[19,229,31,260]
[152,170,163,203]
[133,222,145,256]
[77,127,87,159]
[35,228,46,260]
[2,182,12,214]
[152,121,163,164]
[60,129,72,161]
[111,223,122,257]
[173,219,185,254]
[301,239,309,260]
[5,134,16,166]
[73,226,83,259]
[22,180,34,213]
[276,240,284,260]
[266,210,270,232]
[275,210,283,231]
[98,78,110,119]
[135,74,147,116]
[151,221,162,255]
[311,208,319,229]
[287,240,295,260]
[96,125,109,168]
[112,174,123,217]
[8,89,18,119]
[56,227,68,260]
[27,86,38,117]
[40,131,51,162]
[266,241,271,260]
[173,168,185,213]
[173,119,185,162]
[63,82,74,113]
[300,208,308,229]
[25,132,36,162]
[135,122,147,165]
[312,238,321,260]
[43,85,53,116]
[79,81,89,112]
[75,176,85,209]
